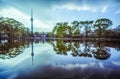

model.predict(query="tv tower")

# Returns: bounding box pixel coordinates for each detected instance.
[30,9,33,35]
[30,9,34,65]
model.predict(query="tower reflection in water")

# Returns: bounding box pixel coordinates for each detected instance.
[30,39,46,65]
[31,40,34,65]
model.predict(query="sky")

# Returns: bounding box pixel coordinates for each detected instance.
[0,0,120,32]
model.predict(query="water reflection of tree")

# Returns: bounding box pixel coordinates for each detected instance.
[77,40,93,57]
[71,41,79,57]
[106,41,120,51]
[51,40,93,57]
[92,41,111,60]
[0,40,29,59]
[51,40,71,55]
[51,40,111,60]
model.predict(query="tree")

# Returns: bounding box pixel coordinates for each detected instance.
[71,21,80,36]
[94,18,112,38]
[52,22,69,38]
[52,21,81,38]
[79,21,93,38]
[34,32,40,37]
[0,17,29,40]
[112,25,120,38]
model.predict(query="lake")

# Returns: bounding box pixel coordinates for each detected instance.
[0,39,120,79]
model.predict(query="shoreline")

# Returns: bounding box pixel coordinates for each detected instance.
[1,37,119,41]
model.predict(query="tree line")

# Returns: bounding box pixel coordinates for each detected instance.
[0,17,30,40]
[0,17,120,40]
[49,18,120,39]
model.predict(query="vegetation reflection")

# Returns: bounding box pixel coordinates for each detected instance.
[92,41,111,60]
[0,39,120,60]
[0,40,29,59]
[51,40,113,60]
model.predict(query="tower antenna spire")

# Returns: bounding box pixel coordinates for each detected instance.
[30,8,33,35]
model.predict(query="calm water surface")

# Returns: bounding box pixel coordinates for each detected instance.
[0,40,120,79]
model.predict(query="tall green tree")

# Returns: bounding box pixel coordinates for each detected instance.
[79,21,93,38]
[71,21,80,36]
[0,17,29,40]
[52,22,69,38]
[94,18,112,38]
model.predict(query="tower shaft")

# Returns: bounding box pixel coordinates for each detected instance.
[30,9,33,35]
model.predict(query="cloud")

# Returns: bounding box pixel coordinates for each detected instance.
[53,63,89,69]
[112,61,120,66]
[52,3,97,12]
[0,7,30,27]
[101,6,108,13]
[98,62,104,68]
[53,3,110,13]
[53,62,96,69]
[32,19,54,32]
[115,9,120,14]
[7,73,17,79]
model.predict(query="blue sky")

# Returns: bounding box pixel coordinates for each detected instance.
[0,0,120,32]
